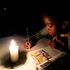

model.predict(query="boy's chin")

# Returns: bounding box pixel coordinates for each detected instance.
[49,33,55,36]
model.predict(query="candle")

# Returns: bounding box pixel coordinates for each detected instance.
[9,40,19,62]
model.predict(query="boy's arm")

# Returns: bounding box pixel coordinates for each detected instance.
[24,27,48,49]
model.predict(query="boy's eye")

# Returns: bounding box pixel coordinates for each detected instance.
[49,25,53,28]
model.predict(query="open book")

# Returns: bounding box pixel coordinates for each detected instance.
[29,45,65,70]
[31,48,51,65]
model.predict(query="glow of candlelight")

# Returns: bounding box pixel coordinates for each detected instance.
[9,40,19,62]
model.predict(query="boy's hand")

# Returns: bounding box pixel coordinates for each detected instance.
[48,41,56,48]
[24,40,31,49]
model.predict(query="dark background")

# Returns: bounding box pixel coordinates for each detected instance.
[0,1,70,38]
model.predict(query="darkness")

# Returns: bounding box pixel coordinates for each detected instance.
[0,2,70,70]
[0,1,70,38]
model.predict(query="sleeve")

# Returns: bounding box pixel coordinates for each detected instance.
[29,27,48,47]
[29,35,39,47]
[54,35,68,52]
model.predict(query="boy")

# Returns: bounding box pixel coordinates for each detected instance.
[24,14,68,52]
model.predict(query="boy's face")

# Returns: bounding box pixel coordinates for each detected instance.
[44,17,57,36]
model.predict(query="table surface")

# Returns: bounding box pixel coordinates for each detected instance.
[0,36,65,70]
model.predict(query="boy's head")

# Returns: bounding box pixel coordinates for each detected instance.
[42,14,58,36]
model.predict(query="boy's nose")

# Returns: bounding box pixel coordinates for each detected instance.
[47,27,50,31]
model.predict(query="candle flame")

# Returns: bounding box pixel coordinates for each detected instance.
[9,40,19,62]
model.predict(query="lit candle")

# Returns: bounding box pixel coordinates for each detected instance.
[9,40,19,62]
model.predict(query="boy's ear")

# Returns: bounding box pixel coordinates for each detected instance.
[62,21,69,29]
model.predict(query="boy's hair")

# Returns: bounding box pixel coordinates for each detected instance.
[42,13,57,23]
[42,13,58,27]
